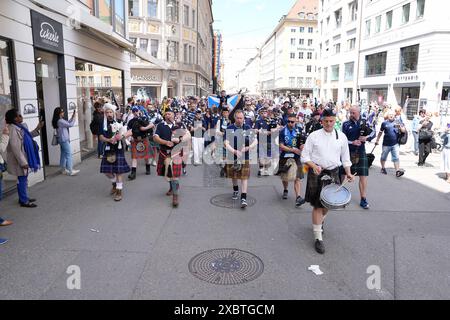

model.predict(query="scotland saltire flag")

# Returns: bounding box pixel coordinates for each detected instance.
[207,94,239,109]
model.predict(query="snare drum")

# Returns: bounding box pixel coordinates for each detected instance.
[320,184,351,210]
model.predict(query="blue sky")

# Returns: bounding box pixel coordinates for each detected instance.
[212,0,296,90]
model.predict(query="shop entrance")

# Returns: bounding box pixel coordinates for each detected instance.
[35,49,65,175]
[401,87,420,120]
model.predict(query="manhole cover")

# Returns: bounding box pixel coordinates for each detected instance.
[188,248,264,285]
[210,194,256,208]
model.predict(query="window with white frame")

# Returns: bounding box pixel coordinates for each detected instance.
[167,40,179,62]
[129,0,139,16]
[365,51,387,76]
[308,27,313,33]
[289,77,295,87]
[307,65,312,72]
[148,0,158,18]
[166,0,179,23]
[386,10,393,30]
[150,39,159,58]
[348,0,358,22]
[183,5,189,26]
[297,77,304,88]
[335,8,342,28]
[299,39,304,45]
[365,19,371,37]
[402,3,410,24]
[324,67,328,83]
[334,43,340,54]
[299,52,304,59]
[400,44,419,73]
[331,65,339,81]
[291,38,296,46]
[300,26,305,33]
[290,52,295,59]
[348,38,356,51]
[417,0,425,19]
[307,52,312,59]
[308,39,313,46]
[305,77,312,87]
[344,62,354,81]
[375,15,381,33]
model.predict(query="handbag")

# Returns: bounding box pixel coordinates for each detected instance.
[51,130,59,146]
[419,129,433,141]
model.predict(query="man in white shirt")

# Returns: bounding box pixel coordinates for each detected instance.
[301,108,355,254]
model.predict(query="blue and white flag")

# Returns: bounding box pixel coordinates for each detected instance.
[208,94,240,110]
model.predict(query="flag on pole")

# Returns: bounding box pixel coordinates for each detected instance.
[207,94,240,110]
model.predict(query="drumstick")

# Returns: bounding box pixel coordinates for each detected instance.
[334,173,358,193]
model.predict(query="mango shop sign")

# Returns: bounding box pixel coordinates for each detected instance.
[131,71,161,82]
[31,11,64,54]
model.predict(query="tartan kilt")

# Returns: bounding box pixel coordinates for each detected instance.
[131,138,151,160]
[100,149,131,174]
[225,161,251,180]
[157,151,182,178]
[305,168,340,209]
[339,150,369,177]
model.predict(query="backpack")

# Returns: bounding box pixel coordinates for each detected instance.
[397,130,408,145]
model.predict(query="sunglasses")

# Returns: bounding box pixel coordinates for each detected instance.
[287,120,296,124]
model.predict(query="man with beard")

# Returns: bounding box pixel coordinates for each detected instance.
[153,109,185,207]
[127,106,155,180]
[223,110,258,208]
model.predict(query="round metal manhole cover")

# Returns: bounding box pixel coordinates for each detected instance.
[210,194,256,209]
[188,248,264,285]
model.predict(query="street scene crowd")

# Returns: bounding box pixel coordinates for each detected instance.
[1,92,449,254]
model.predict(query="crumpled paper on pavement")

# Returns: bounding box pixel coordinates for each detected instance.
[308,265,323,275]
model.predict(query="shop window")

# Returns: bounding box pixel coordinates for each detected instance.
[400,44,419,73]
[365,51,387,76]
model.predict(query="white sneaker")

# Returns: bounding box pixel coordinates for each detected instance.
[62,169,69,175]
[68,169,80,176]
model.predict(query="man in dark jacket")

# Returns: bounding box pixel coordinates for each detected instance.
[90,101,104,158]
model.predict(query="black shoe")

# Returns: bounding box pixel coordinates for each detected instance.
[20,202,37,208]
[146,165,151,175]
[183,168,187,175]
[282,190,288,200]
[295,196,306,208]
[258,170,262,177]
[128,171,136,180]
[18,198,36,204]
[315,240,325,254]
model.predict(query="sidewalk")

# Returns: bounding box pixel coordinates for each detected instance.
[0,152,449,300]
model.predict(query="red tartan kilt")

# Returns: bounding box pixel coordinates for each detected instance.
[157,151,183,178]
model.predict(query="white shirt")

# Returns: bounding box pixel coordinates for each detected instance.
[301,128,352,170]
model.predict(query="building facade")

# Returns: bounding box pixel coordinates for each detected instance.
[358,0,450,119]
[260,0,319,99]
[0,0,135,187]
[128,0,213,101]
[318,0,362,104]
[236,54,261,95]
[212,31,224,94]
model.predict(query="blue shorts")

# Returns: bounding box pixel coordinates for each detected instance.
[381,145,400,163]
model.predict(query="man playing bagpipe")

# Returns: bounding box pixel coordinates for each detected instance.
[127,106,156,180]
[153,108,188,208]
